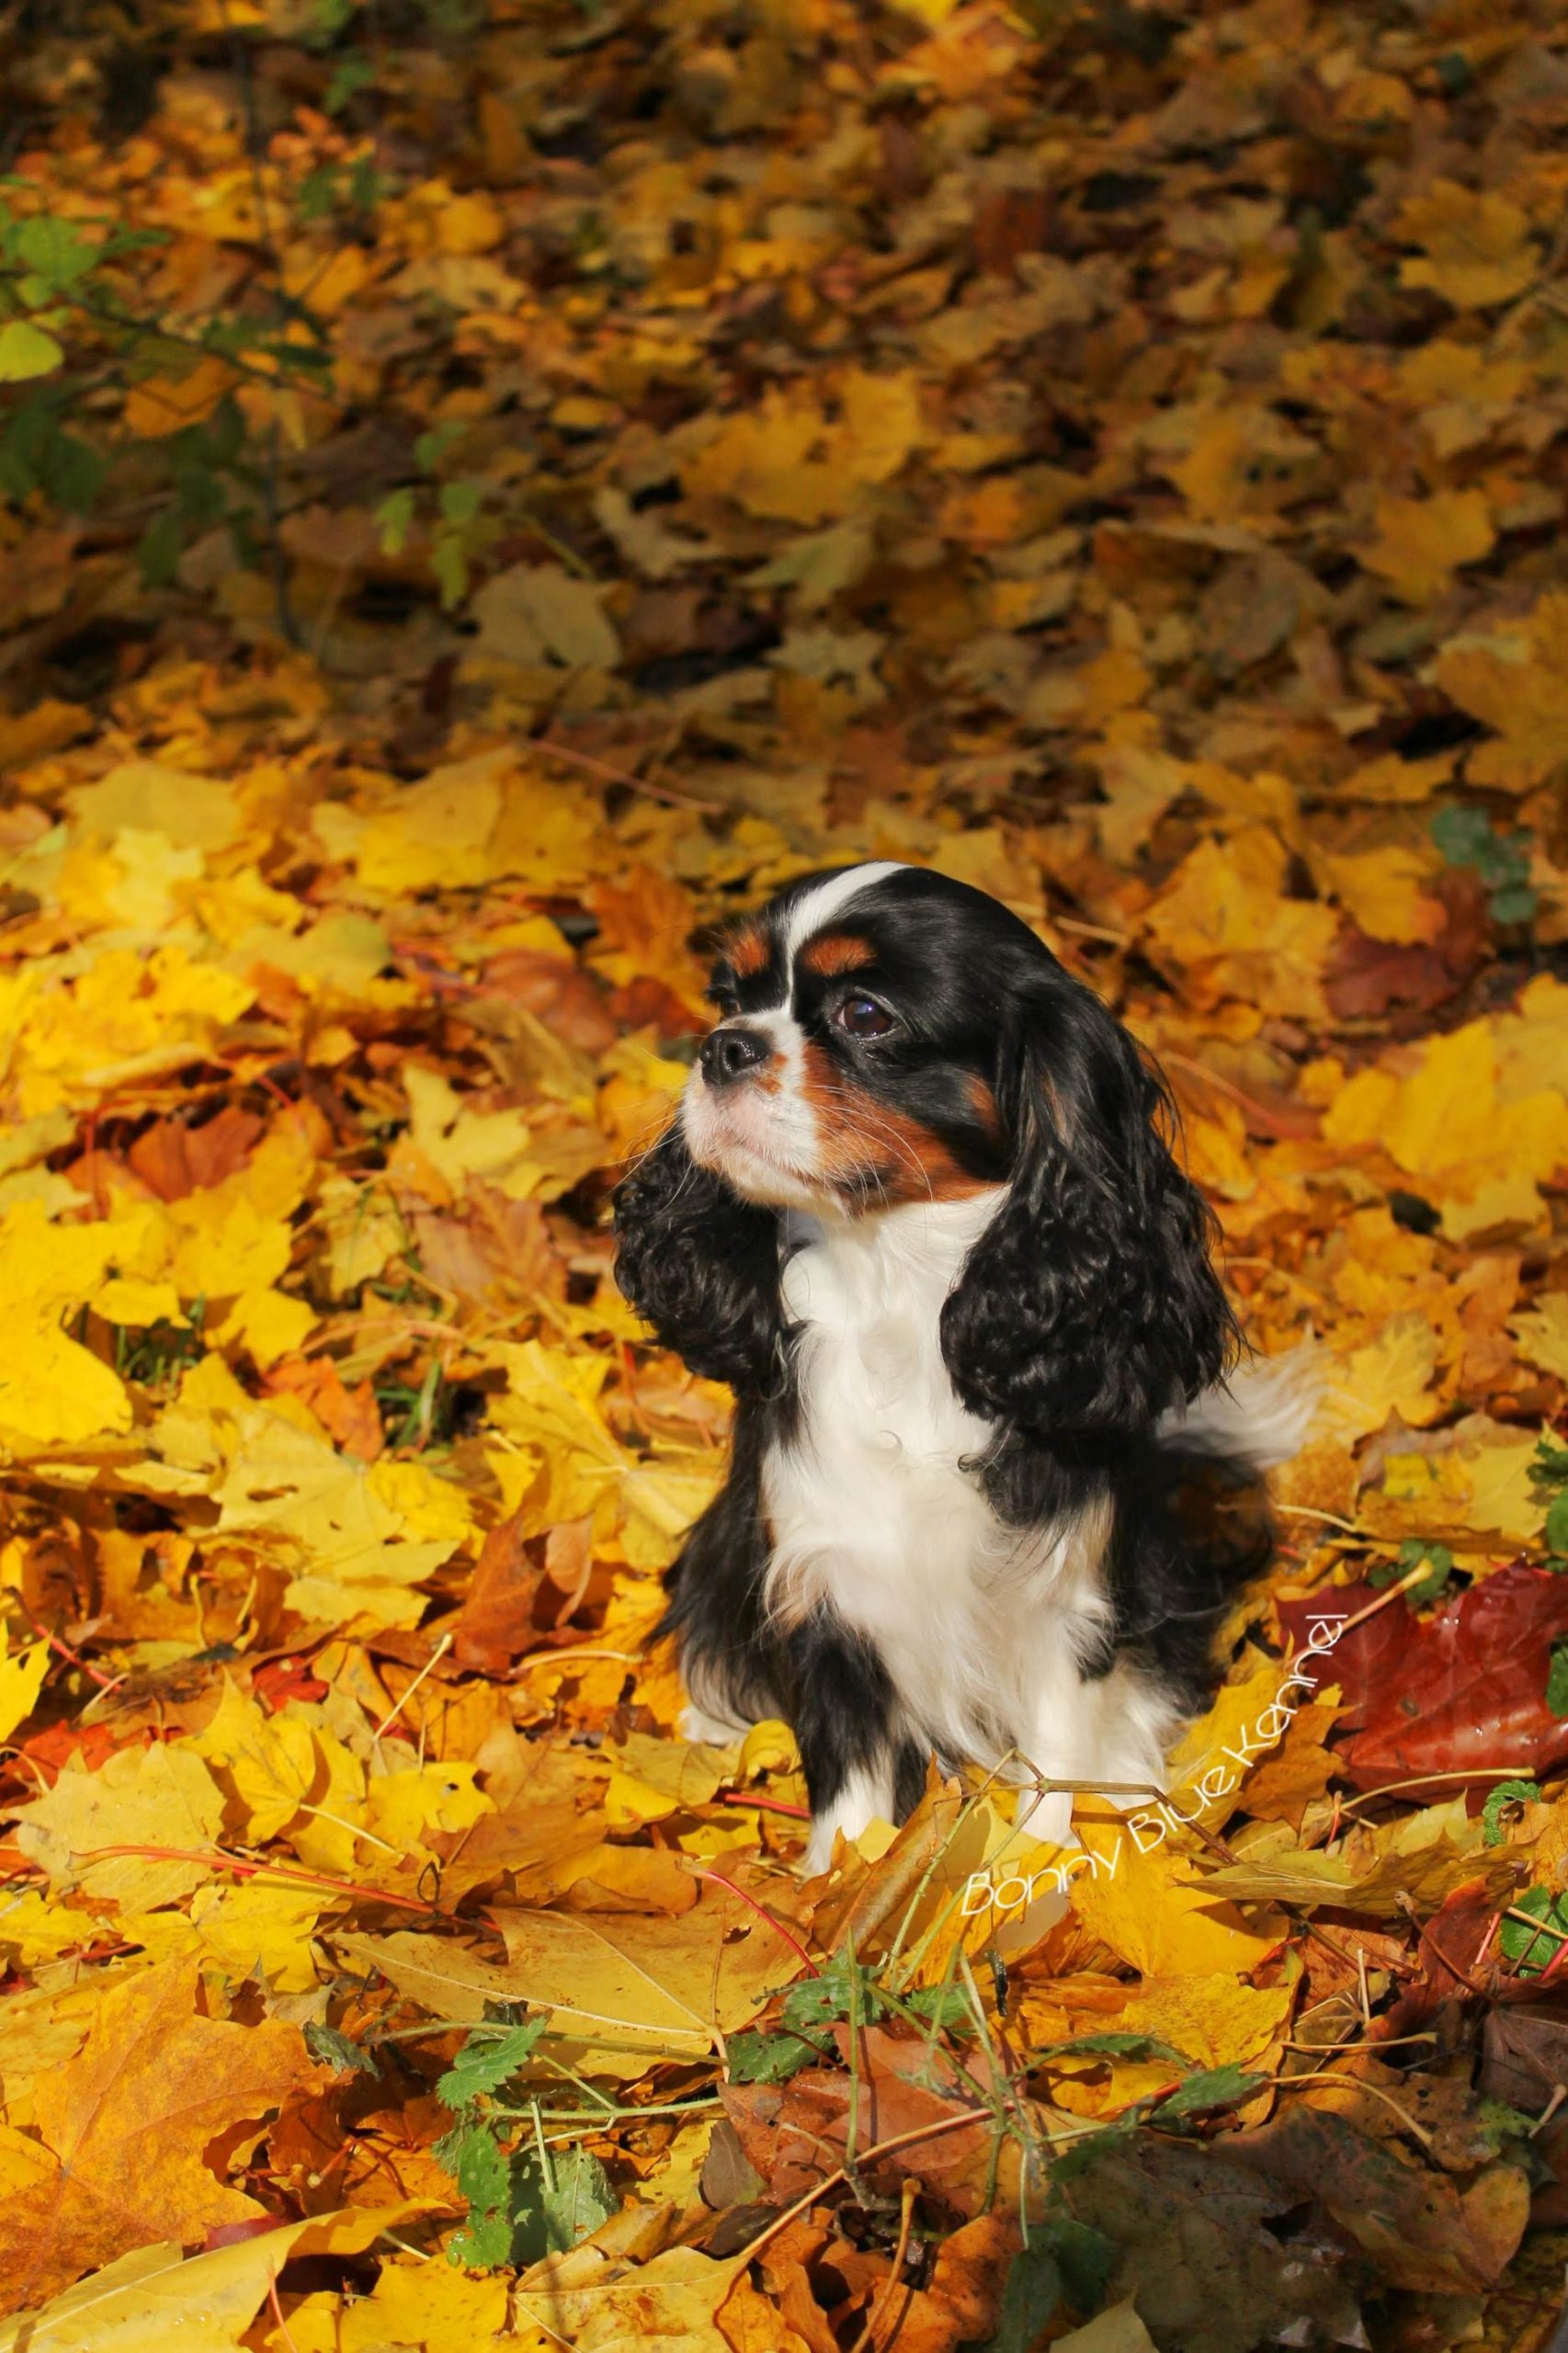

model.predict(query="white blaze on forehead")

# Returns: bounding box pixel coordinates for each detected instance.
[781,861,907,970]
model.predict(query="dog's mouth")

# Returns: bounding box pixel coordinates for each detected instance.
[682,1077,819,1204]
[681,1074,831,1211]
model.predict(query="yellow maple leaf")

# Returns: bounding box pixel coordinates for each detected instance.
[1315,844,1443,946]
[121,354,239,437]
[68,763,243,852]
[332,2256,509,2353]
[212,1406,462,1628]
[1512,1295,1568,1383]
[16,947,255,1117]
[189,1679,332,1845]
[13,1745,226,1909]
[185,1880,326,1994]
[1068,1801,1284,1977]
[363,1760,493,1852]
[1397,180,1538,310]
[392,1063,536,1201]
[1142,827,1337,1018]
[1437,591,1568,791]
[352,751,507,893]
[1324,1312,1443,1440]
[0,2203,437,2353]
[212,1286,316,1368]
[1116,1972,1293,2072]
[1361,488,1494,605]
[0,1889,95,1973]
[1323,1012,1568,1225]
[834,367,925,483]
[0,1321,131,1452]
[0,1640,49,1743]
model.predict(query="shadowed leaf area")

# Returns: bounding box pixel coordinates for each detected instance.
[1,0,1568,2347]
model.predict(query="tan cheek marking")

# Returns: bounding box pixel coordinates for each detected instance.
[797,1043,992,1205]
[800,932,876,977]
[967,1072,1003,1144]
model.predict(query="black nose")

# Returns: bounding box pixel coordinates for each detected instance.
[699,1026,771,1087]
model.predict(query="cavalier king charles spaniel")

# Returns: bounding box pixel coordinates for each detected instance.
[613,862,1313,1873]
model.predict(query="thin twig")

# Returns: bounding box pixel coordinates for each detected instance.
[855,2174,918,2351]
[690,1867,818,1977]
[370,1631,454,1744]
[739,2106,998,2267]
[267,2270,303,2353]
[76,1843,450,1918]
[533,732,717,813]
[1272,2067,1436,2151]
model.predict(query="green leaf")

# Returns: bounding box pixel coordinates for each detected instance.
[1156,2063,1266,2120]
[1475,2098,1538,2151]
[536,2146,618,2256]
[781,1950,870,2031]
[1499,1885,1568,1975]
[447,2205,515,2270]
[1431,805,1494,866]
[38,428,104,515]
[303,2021,381,2076]
[1545,1487,1568,1559]
[982,2245,1062,2353]
[173,458,227,527]
[1535,1439,1568,1482]
[347,156,387,211]
[432,529,470,608]
[137,505,185,585]
[1483,1779,1542,1846]
[437,2015,548,2107]
[374,486,415,555]
[1040,2030,1190,2064]
[309,0,358,42]
[298,165,340,223]
[1048,2217,1117,2314]
[438,478,482,526]
[1371,1538,1453,1605]
[903,1984,978,2034]
[1489,884,1538,926]
[435,2115,517,2269]
[325,56,376,113]
[435,2115,511,2210]
[726,2028,821,2084]
[415,421,465,472]
[1546,1642,1568,1720]
[0,319,64,381]
[16,213,97,290]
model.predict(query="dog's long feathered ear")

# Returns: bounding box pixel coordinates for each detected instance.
[612,1120,785,1395]
[940,978,1237,1438]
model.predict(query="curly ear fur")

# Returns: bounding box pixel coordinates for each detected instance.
[612,1120,786,1395]
[940,979,1237,1437]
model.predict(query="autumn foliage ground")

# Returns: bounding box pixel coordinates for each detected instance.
[4,1,1568,2347]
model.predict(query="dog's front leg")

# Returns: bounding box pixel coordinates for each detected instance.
[786,1611,903,1875]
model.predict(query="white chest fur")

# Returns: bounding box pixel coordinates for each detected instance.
[765,1194,1080,1756]
[762,1192,1185,1869]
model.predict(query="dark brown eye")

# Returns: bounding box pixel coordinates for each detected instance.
[834,995,893,1040]
[706,983,740,1018]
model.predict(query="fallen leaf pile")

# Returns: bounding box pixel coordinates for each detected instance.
[3,1,1568,2347]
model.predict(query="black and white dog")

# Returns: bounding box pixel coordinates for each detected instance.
[613,862,1312,1872]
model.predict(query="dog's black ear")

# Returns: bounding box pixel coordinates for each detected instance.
[940,976,1237,1438]
[612,1120,785,1395]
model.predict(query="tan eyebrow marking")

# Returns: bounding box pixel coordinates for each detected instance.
[726,924,769,978]
[800,931,876,977]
